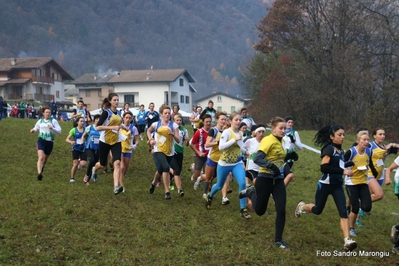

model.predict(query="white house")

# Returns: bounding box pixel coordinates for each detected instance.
[108,68,196,112]
[195,92,247,114]
[0,57,74,105]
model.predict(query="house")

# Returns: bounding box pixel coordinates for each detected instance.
[108,69,196,112]
[0,57,74,105]
[195,92,248,114]
[72,73,116,110]
[64,84,80,105]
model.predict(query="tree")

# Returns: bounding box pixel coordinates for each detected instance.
[242,0,399,131]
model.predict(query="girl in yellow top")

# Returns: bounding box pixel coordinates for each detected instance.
[205,112,250,219]
[239,117,290,250]
[120,111,139,192]
[91,93,124,195]
[367,128,397,202]
[147,104,180,200]
[344,131,377,236]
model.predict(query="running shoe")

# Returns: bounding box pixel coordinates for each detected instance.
[274,241,291,251]
[169,184,175,191]
[355,219,363,227]
[240,208,251,220]
[222,197,230,205]
[295,200,306,218]
[205,195,212,210]
[178,189,185,197]
[392,246,399,255]
[350,228,357,237]
[114,186,123,195]
[156,181,161,187]
[238,185,254,199]
[202,193,208,200]
[37,173,43,181]
[344,238,357,251]
[359,209,364,217]
[165,192,171,200]
[91,167,98,182]
[193,181,200,190]
[69,178,75,183]
[149,183,155,194]
[227,188,233,194]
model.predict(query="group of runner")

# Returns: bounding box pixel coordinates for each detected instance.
[29,93,399,253]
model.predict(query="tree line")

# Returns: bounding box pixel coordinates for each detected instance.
[242,0,399,137]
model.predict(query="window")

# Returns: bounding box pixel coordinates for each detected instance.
[56,91,60,98]
[231,106,236,113]
[179,78,184,86]
[180,95,184,103]
[85,90,91,97]
[217,106,222,111]
[124,95,134,104]
[217,96,222,102]
[185,96,189,104]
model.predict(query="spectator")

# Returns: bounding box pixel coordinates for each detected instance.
[49,99,58,120]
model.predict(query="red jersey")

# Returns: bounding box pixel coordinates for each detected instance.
[191,127,209,157]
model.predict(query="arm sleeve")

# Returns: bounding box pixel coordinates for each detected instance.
[51,120,62,134]
[294,131,303,150]
[219,130,236,150]
[253,150,273,168]
[68,128,75,136]
[32,120,40,132]
[97,111,109,126]
[368,151,378,178]
[320,164,344,175]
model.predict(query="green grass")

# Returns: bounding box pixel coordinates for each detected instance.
[1,118,398,265]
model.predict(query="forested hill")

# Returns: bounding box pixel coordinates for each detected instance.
[0,0,270,99]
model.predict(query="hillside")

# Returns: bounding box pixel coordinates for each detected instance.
[0,0,270,99]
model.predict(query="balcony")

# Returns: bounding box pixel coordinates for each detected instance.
[25,93,54,102]
[31,76,54,84]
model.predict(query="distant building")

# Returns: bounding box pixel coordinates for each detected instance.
[0,57,74,105]
[74,68,196,112]
[195,92,248,114]
[73,73,116,110]
[64,84,79,105]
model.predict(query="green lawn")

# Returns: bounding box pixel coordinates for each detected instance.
[0,118,398,265]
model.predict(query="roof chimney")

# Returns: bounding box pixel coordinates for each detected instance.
[146,73,150,80]
[94,75,97,80]
[11,58,16,66]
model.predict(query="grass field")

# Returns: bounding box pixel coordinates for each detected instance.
[0,118,398,265]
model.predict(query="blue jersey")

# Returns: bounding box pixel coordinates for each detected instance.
[86,125,100,150]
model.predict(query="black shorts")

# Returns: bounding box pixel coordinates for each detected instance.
[246,169,258,181]
[137,124,146,134]
[72,149,88,160]
[36,138,53,156]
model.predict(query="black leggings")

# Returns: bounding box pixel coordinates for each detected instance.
[346,184,372,214]
[86,149,99,181]
[250,177,286,242]
[312,182,348,218]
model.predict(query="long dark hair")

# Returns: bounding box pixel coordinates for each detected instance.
[102,93,118,109]
[314,125,344,147]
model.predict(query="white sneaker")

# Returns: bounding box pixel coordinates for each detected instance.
[295,200,305,218]
[344,238,357,251]
[77,164,82,170]
[222,197,230,205]
[202,193,208,200]
[193,181,200,190]
[191,174,194,181]
[69,178,75,183]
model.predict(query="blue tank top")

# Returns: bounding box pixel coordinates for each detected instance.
[86,125,100,150]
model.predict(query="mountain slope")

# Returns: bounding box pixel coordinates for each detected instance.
[0,0,270,99]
